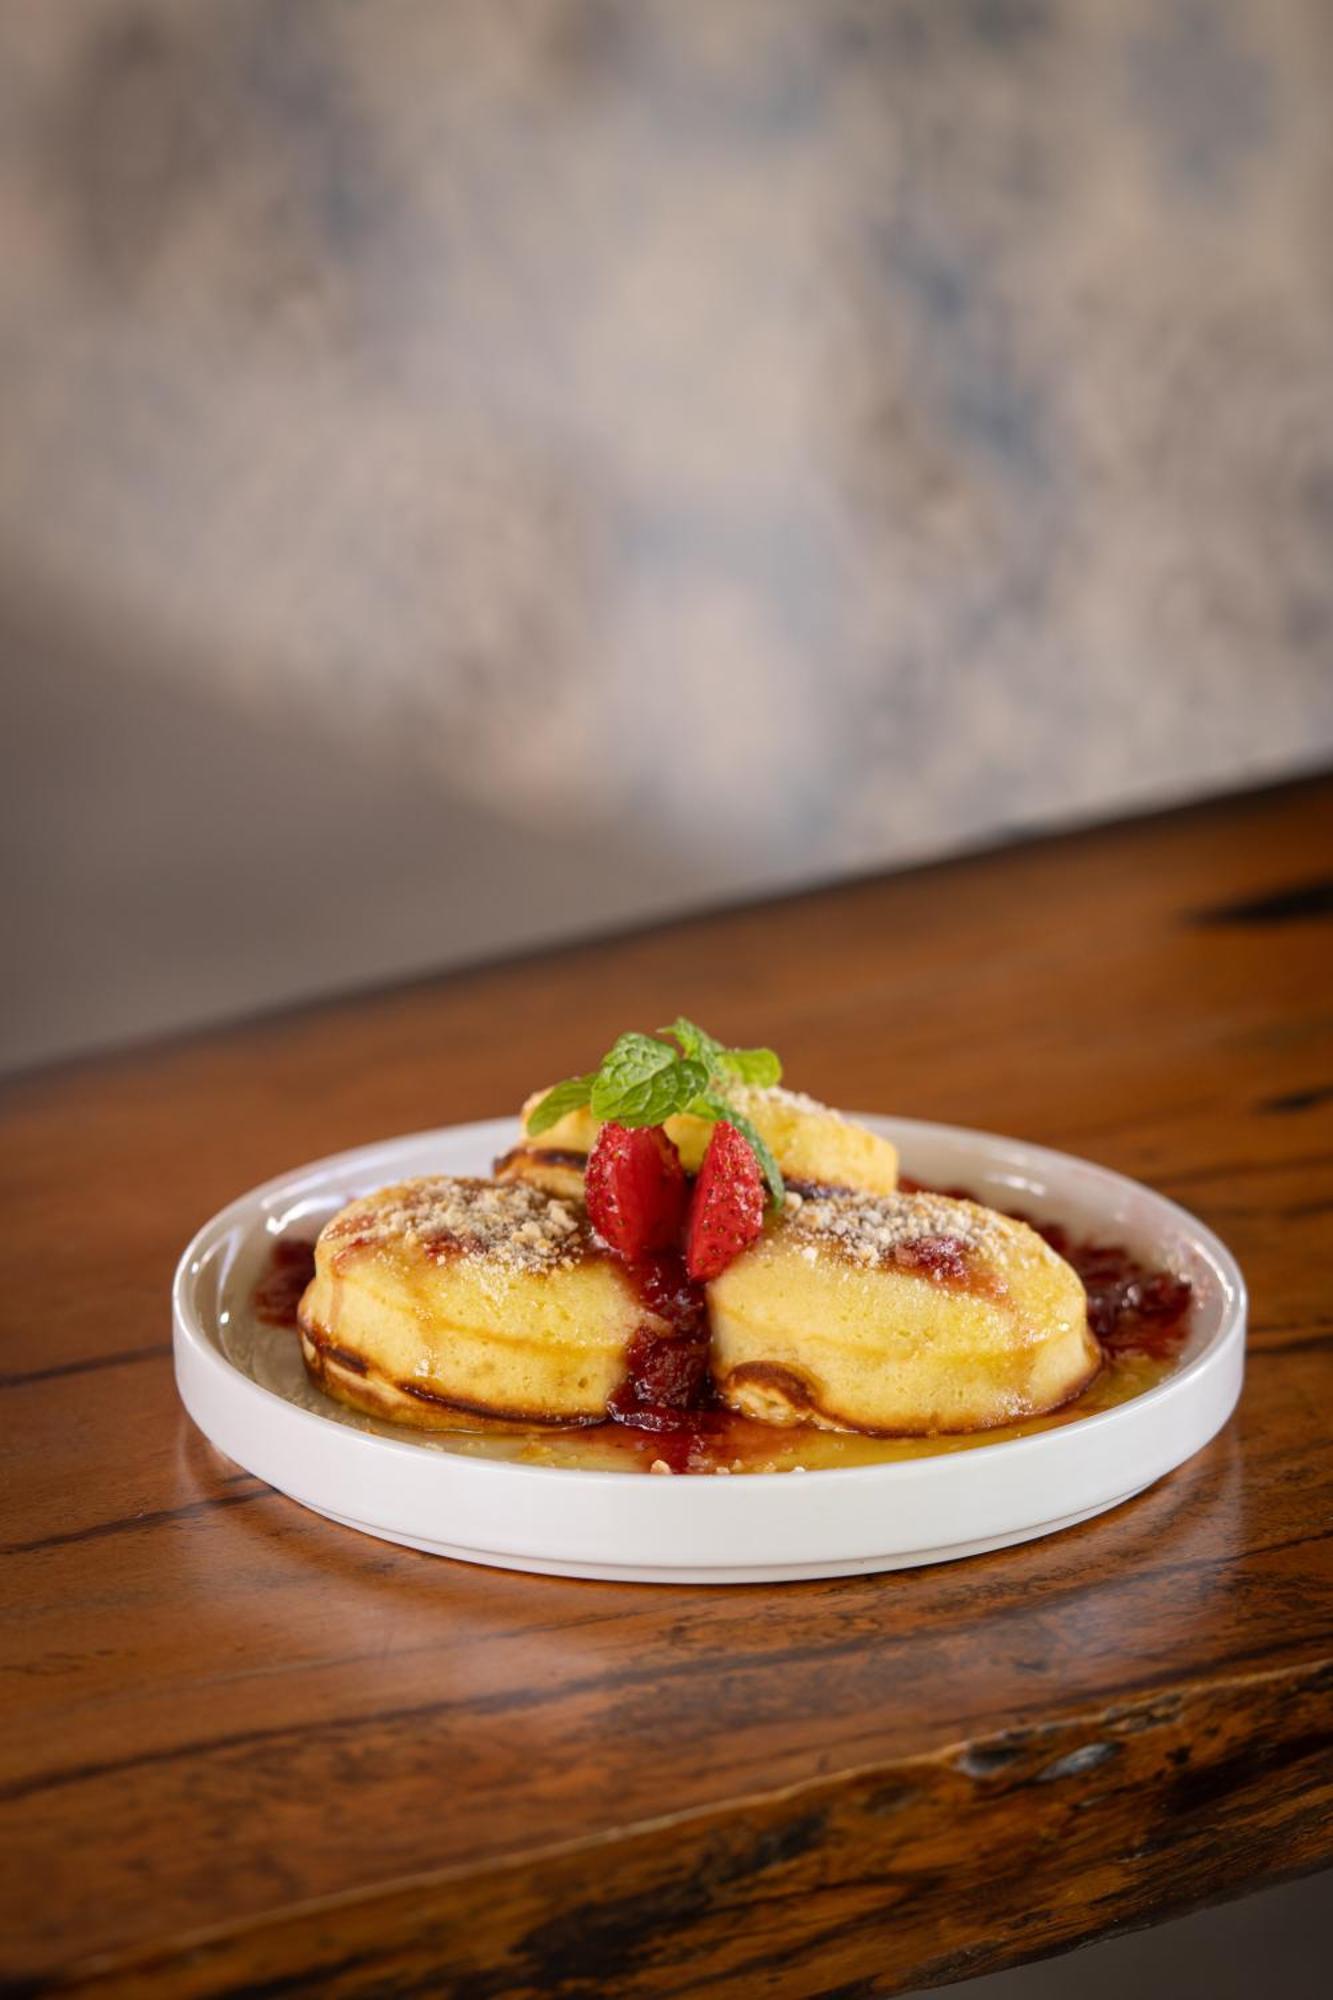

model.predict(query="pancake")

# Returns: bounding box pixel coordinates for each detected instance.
[496,1083,899,1199]
[298,1176,661,1431]
[707,1187,1100,1436]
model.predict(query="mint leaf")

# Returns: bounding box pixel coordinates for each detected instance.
[717,1046,782,1088]
[525,1073,596,1136]
[660,1015,727,1069]
[687,1091,785,1213]
[596,1056,708,1127]
[591,1035,710,1126]
[662,1016,782,1092]
[635,1057,710,1125]
[589,1033,676,1118]
[722,1109,785,1213]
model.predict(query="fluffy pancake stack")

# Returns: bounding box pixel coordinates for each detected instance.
[299,1176,651,1431]
[709,1186,1097,1434]
[298,1079,1100,1440]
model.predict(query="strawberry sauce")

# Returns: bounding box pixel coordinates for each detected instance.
[251,1237,317,1328]
[899,1178,1193,1359]
[1037,1229,1192,1358]
[606,1251,719,1470]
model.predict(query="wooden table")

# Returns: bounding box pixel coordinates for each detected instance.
[4,777,1332,1997]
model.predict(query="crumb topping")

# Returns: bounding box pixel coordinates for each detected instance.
[780,1188,1011,1276]
[735,1082,832,1119]
[324,1175,589,1273]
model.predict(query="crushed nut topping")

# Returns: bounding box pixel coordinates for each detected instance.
[323,1175,590,1273]
[781,1189,1012,1277]
[735,1082,832,1119]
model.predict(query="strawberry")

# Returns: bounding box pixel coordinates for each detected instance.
[685,1122,765,1280]
[585,1123,688,1261]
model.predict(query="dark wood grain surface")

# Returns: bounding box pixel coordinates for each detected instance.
[3,778,1332,1997]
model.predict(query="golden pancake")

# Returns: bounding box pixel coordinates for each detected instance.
[299,1176,662,1431]
[707,1188,1099,1435]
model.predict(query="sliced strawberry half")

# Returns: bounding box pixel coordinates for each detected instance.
[685,1122,765,1281]
[585,1123,688,1262]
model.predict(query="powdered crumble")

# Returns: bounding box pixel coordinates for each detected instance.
[782,1188,1012,1277]
[324,1175,589,1273]
[734,1082,833,1119]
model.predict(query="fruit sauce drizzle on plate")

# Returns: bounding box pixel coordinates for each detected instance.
[250,1178,1193,1478]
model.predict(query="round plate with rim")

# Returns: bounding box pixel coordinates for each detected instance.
[173,1116,1245,1584]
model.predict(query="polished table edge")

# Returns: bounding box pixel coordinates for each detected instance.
[30,1653,1333,1997]
[5,772,1331,1997]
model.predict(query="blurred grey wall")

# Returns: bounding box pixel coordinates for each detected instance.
[2,0,1332,1070]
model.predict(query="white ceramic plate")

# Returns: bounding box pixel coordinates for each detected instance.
[173,1116,1245,1584]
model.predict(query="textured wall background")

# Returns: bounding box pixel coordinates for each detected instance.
[2,0,1332,1067]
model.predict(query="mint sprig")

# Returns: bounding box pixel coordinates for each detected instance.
[718,1045,783,1088]
[525,1072,597,1137]
[590,1033,708,1126]
[661,1016,782,1090]
[659,1016,727,1070]
[526,1016,786,1212]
